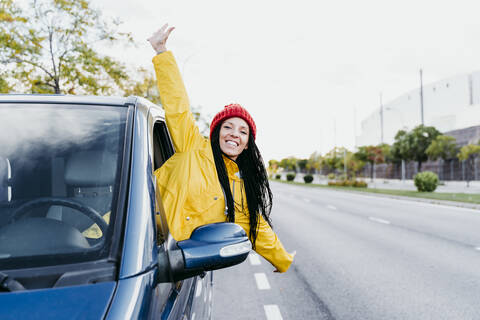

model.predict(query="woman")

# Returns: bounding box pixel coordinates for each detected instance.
[148,24,294,273]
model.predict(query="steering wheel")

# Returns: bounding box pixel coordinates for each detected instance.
[12,197,108,237]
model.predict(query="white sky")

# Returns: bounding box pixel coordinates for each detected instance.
[96,0,480,162]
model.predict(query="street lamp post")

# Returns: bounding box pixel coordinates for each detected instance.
[380,92,384,144]
[420,69,424,125]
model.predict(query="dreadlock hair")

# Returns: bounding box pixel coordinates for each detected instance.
[210,124,273,249]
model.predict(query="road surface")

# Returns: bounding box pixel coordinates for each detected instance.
[212,181,480,320]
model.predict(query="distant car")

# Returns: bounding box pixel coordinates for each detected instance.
[0,95,251,320]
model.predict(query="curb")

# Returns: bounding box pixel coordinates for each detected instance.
[271,180,480,211]
[340,189,480,210]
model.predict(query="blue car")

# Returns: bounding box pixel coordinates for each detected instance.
[0,95,251,319]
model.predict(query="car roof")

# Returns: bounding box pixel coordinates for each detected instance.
[0,94,137,107]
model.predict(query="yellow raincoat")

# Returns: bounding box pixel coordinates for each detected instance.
[152,51,293,273]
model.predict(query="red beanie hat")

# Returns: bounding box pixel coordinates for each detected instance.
[210,103,257,140]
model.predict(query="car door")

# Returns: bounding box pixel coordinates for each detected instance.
[149,103,200,320]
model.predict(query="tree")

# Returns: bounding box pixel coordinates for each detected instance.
[0,0,133,94]
[296,159,308,173]
[354,145,385,180]
[124,68,160,104]
[391,129,410,163]
[0,76,11,92]
[306,152,322,174]
[426,135,458,161]
[391,125,441,171]
[279,157,297,172]
[457,144,480,186]
[426,135,458,179]
[409,125,441,171]
[378,143,392,163]
[348,156,366,179]
[268,159,279,173]
[322,147,343,174]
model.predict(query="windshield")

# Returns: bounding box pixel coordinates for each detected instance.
[0,103,128,269]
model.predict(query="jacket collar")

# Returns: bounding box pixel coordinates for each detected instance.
[222,155,241,180]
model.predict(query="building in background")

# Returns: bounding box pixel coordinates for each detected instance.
[356,71,480,147]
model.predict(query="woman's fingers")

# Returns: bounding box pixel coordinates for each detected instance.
[165,26,175,42]
[158,23,168,34]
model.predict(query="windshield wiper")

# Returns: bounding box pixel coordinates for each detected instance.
[0,272,25,292]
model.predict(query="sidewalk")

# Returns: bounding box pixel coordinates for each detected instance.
[278,173,480,194]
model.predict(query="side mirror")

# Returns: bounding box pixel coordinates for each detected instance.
[158,223,251,282]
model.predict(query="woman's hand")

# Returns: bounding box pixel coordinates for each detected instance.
[148,23,175,54]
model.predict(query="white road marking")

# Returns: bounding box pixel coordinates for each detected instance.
[475,247,480,251]
[191,313,196,320]
[369,217,391,224]
[249,252,262,265]
[303,198,311,202]
[327,205,337,210]
[195,279,202,297]
[254,273,271,290]
[264,305,283,320]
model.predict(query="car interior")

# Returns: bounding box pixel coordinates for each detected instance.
[0,131,122,261]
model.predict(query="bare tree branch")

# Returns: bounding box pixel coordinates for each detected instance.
[14,57,54,79]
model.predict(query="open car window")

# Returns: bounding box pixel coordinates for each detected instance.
[0,103,128,269]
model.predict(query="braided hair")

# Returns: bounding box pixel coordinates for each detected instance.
[210,125,273,249]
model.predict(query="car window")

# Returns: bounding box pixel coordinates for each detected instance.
[0,103,128,269]
[153,120,174,244]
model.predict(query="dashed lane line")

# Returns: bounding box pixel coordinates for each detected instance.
[368,217,391,225]
[303,198,311,202]
[195,279,202,297]
[264,305,283,320]
[254,273,271,290]
[327,205,337,210]
[249,253,262,265]
[475,247,480,251]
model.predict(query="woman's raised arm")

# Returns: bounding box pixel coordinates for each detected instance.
[148,24,208,152]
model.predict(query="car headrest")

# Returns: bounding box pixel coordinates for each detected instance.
[65,151,117,187]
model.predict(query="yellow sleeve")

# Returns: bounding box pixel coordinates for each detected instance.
[235,214,294,273]
[152,51,208,152]
[82,212,111,239]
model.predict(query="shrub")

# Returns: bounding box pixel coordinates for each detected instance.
[303,174,314,183]
[327,173,336,180]
[414,171,439,192]
[275,174,281,180]
[354,180,368,188]
[286,173,296,181]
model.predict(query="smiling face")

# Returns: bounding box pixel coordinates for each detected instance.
[219,117,250,161]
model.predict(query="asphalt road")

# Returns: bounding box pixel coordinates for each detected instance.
[212,181,480,320]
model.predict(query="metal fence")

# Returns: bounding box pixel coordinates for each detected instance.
[355,158,480,181]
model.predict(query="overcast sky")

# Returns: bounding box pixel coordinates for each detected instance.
[97,0,480,162]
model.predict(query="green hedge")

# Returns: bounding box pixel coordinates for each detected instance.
[328,180,367,188]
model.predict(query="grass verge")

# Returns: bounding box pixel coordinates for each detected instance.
[271,180,480,205]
